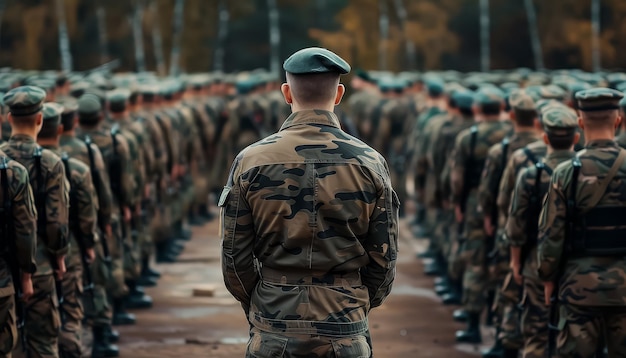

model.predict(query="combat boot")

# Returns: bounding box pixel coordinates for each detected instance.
[434,276,448,286]
[502,349,518,358]
[141,257,161,279]
[424,260,445,276]
[453,309,468,322]
[173,220,192,241]
[93,325,120,357]
[198,204,214,221]
[112,298,136,325]
[187,210,205,227]
[125,280,153,309]
[455,312,482,344]
[104,324,120,343]
[481,329,504,358]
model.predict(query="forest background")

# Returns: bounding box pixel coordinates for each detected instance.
[3,0,625,74]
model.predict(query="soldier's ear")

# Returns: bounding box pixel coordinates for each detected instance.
[281,83,292,105]
[35,112,43,128]
[578,117,584,130]
[573,132,581,145]
[615,115,622,129]
[335,84,345,105]
[542,132,549,145]
[56,125,63,136]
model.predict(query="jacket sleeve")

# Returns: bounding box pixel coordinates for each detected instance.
[361,164,399,308]
[77,170,97,249]
[46,159,70,257]
[12,164,37,274]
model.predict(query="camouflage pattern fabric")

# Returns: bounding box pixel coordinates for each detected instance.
[221,109,398,355]
[58,265,83,358]
[0,292,16,356]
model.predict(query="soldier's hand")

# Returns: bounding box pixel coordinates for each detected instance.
[124,206,132,222]
[484,217,494,237]
[455,205,464,223]
[86,248,96,262]
[56,256,67,280]
[21,274,33,302]
[543,281,554,306]
[511,264,523,286]
[106,224,113,239]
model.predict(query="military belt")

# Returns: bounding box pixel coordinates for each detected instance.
[260,267,362,287]
[251,313,369,337]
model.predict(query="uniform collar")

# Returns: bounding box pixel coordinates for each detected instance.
[586,139,619,149]
[9,134,36,144]
[279,109,341,131]
[546,149,576,160]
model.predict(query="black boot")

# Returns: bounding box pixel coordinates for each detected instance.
[112,298,136,325]
[125,280,153,309]
[435,283,451,296]
[442,291,462,305]
[156,240,180,263]
[93,325,120,357]
[139,257,160,287]
[104,324,120,343]
[424,260,445,276]
[481,329,504,357]
[187,210,205,227]
[455,312,482,344]
[502,349,518,358]
[453,309,468,322]
[434,276,448,286]
[199,204,214,221]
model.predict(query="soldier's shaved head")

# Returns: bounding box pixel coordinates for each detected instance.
[285,72,340,107]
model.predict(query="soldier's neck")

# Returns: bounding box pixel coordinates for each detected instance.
[10,127,38,139]
[37,138,59,148]
[62,130,75,137]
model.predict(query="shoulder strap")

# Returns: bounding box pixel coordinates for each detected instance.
[33,146,44,196]
[523,147,537,165]
[585,149,626,208]
[469,125,479,155]
[0,156,9,214]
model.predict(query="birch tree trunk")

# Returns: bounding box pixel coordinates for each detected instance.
[378,0,389,71]
[169,0,185,76]
[267,0,281,74]
[479,0,490,72]
[213,0,229,72]
[524,0,544,70]
[150,1,166,76]
[591,0,601,71]
[132,1,146,72]
[56,0,73,72]
[393,0,416,70]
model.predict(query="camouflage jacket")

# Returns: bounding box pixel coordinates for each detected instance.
[507,150,575,278]
[60,134,112,228]
[0,153,37,297]
[418,113,452,206]
[538,140,626,306]
[497,140,547,234]
[108,117,144,204]
[1,135,69,276]
[478,131,539,224]
[221,109,399,337]
[616,130,626,149]
[45,145,97,270]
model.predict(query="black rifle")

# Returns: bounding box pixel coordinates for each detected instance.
[0,157,27,352]
[84,137,112,269]
[61,154,95,308]
[33,148,64,308]
[548,158,580,356]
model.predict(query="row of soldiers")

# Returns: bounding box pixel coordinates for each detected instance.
[0,68,272,358]
[347,69,626,358]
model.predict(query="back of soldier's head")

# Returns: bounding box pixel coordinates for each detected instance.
[576,88,624,131]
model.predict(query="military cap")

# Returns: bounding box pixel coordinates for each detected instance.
[426,78,445,96]
[354,69,372,82]
[77,94,102,122]
[474,86,504,106]
[539,85,567,101]
[452,90,475,110]
[3,85,46,116]
[107,89,130,105]
[576,88,625,112]
[616,82,626,93]
[619,96,626,110]
[542,106,578,136]
[42,102,64,124]
[508,89,536,111]
[283,47,350,75]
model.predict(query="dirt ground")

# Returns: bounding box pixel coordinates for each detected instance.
[117,215,495,357]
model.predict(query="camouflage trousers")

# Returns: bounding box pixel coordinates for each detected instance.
[520,276,548,358]
[87,243,115,325]
[461,224,488,314]
[108,217,129,298]
[13,274,60,358]
[59,265,83,358]
[246,327,372,358]
[115,217,139,282]
[498,272,523,350]
[0,294,16,356]
[557,304,626,358]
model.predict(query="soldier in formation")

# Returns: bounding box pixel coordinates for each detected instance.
[345,68,626,357]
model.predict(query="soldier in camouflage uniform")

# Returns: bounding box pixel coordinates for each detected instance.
[617,97,626,149]
[106,90,152,310]
[477,89,540,357]
[58,98,120,357]
[451,87,512,344]
[538,88,626,357]
[347,70,379,144]
[507,107,578,358]
[0,144,37,357]
[37,103,97,358]
[2,86,69,358]
[221,48,398,358]
[74,95,137,328]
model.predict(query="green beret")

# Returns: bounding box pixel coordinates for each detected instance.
[426,78,445,96]
[576,88,624,112]
[500,82,520,94]
[283,47,350,75]
[452,90,475,110]
[539,85,567,101]
[616,82,626,93]
[354,69,372,82]
[474,87,504,106]
[3,86,46,116]
[42,102,63,124]
[107,89,130,105]
[508,89,535,111]
[542,106,578,135]
[77,94,102,121]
